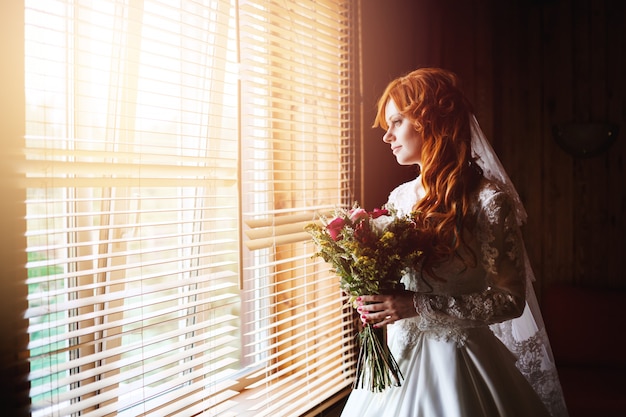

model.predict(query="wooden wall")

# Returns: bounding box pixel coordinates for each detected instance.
[360,0,626,291]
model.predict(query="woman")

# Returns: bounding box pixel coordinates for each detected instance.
[340,68,568,417]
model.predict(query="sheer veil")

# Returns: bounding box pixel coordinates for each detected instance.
[470,116,569,417]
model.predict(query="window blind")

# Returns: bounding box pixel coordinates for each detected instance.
[21,0,357,416]
[237,0,357,414]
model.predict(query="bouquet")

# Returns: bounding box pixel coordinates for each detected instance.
[305,203,424,392]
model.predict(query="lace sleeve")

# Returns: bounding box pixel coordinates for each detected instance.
[413,191,526,328]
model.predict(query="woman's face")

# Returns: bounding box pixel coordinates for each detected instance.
[382,99,423,166]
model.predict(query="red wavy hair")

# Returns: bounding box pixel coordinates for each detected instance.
[374,68,483,276]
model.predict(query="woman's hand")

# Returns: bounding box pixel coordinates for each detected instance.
[357,290,418,327]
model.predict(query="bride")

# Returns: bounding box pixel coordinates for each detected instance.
[340,68,569,417]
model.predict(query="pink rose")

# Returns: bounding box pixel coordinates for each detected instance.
[349,208,368,223]
[326,216,346,241]
[370,208,389,219]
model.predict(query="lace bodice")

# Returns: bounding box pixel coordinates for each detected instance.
[388,177,525,340]
[386,176,569,417]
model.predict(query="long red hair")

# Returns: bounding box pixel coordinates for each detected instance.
[374,68,483,276]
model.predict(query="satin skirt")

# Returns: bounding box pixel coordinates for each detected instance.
[340,326,551,417]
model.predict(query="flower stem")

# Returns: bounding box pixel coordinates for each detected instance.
[352,325,403,392]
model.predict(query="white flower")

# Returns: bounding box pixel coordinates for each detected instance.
[370,215,394,234]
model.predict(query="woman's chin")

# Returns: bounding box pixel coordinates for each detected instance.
[395,157,420,166]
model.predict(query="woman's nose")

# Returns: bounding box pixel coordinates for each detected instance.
[382,129,393,143]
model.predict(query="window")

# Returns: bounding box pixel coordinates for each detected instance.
[17,0,357,416]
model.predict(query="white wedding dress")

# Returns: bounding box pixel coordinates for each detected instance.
[340,177,569,417]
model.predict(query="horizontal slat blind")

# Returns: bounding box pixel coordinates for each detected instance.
[22,0,356,416]
[244,211,331,250]
[238,0,357,415]
[24,0,241,416]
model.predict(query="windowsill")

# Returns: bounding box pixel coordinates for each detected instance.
[304,386,350,417]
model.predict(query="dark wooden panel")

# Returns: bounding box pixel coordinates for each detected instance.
[605,0,626,288]
[533,0,576,289]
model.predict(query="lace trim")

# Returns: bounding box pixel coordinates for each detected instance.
[477,184,523,277]
[476,187,499,275]
[491,323,569,417]
[393,317,421,348]
[417,290,520,322]
[412,293,469,345]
